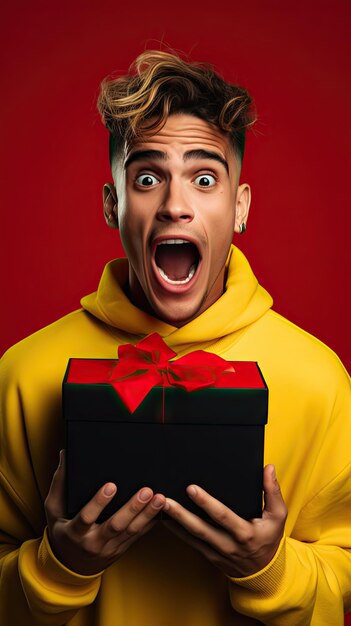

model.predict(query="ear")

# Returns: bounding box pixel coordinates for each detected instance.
[234,183,251,234]
[103,183,119,229]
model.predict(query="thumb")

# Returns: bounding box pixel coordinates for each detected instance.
[262,465,287,520]
[44,450,66,522]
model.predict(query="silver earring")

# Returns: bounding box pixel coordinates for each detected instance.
[239,223,247,234]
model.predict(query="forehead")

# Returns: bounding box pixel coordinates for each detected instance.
[126,114,235,163]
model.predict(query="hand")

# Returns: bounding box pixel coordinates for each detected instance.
[44,450,166,575]
[163,464,287,578]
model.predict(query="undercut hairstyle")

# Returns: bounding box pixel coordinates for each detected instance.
[97,50,256,165]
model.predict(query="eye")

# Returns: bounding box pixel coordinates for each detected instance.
[135,174,160,187]
[193,174,216,187]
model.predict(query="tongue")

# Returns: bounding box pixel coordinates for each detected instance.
[155,243,198,280]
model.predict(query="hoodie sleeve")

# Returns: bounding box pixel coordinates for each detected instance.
[0,347,102,625]
[228,362,351,626]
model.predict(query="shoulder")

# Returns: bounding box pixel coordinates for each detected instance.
[230,308,350,403]
[0,308,109,388]
[267,309,348,370]
[259,309,350,401]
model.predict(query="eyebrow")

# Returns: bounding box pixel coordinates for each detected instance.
[183,149,229,173]
[124,148,229,173]
[124,150,167,169]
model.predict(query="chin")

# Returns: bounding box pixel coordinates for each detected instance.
[152,301,203,327]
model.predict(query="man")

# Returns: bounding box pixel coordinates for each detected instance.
[0,50,350,626]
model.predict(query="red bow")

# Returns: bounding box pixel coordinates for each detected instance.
[108,332,234,413]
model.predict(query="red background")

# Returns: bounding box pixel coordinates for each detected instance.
[1,1,350,373]
[0,1,350,620]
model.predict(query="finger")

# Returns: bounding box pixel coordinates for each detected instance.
[101,489,164,540]
[121,494,166,538]
[70,482,117,534]
[164,498,233,553]
[109,518,158,557]
[164,520,226,568]
[44,450,66,522]
[262,465,288,521]
[185,484,251,538]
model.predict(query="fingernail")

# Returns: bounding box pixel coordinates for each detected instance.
[271,466,276,480]
[104,484,116,497]
[187,485,197,498]
[59,450,64,466]
[153,495,164,508]
[139,488,152,502]
[163,500,170,511]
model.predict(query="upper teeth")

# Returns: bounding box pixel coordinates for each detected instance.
[158,239,190,245]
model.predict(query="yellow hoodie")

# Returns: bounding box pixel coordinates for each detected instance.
[0,246,350,626]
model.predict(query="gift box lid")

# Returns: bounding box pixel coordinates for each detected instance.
[63,358,268,426]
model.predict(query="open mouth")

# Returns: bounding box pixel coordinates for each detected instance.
[154,239,200,286]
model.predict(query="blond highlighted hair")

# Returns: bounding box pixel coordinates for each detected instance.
[97,50,256,162]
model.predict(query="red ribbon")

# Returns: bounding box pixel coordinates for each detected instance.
[108,332,234,413]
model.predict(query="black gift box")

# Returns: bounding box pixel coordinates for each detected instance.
[63,357,268,522]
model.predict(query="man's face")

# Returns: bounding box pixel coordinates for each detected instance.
[112,114,249,326]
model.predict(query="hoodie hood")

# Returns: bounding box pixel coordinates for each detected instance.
[81,245,272,355]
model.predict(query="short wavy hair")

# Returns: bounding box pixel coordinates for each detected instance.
[97,50,256,164]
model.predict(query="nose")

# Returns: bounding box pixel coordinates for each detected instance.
[156,179,194,223]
